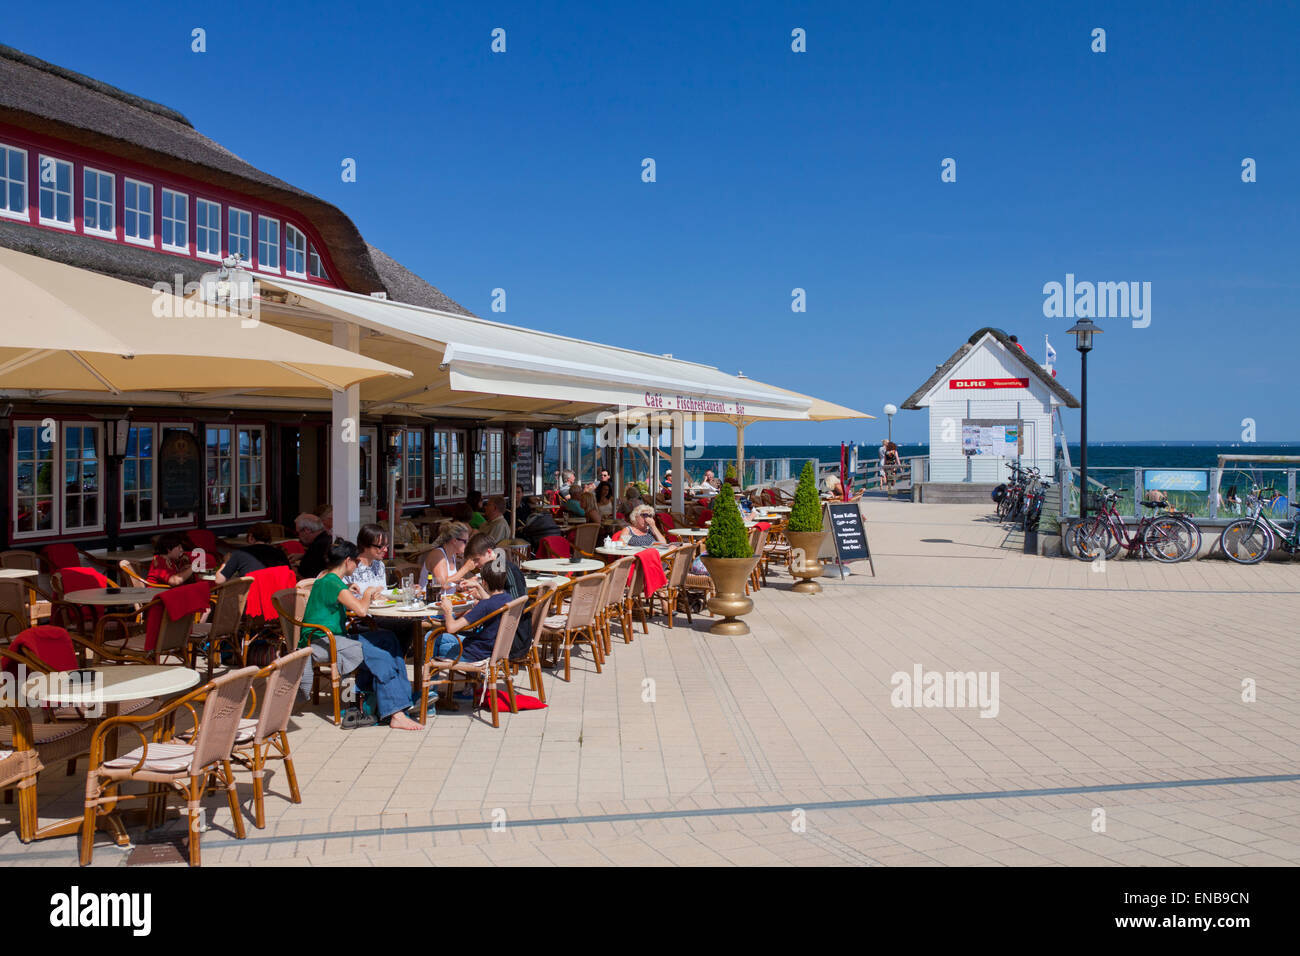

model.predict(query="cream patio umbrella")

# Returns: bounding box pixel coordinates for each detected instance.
[0,246,411,393]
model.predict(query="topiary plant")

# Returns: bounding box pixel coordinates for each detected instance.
[704,482,753,558]
[788,460,823,532]
[724,463,737,482]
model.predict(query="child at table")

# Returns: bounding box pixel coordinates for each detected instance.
[147,532,195,586]
[433,562,511,663]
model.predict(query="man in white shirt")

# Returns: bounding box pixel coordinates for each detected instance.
[481,497,511,545]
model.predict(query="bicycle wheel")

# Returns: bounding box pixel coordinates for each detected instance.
[1173,515,1202,561]
[1074,517,1116,561]
[1142,517,1191,563]
[1220,519,1273,565]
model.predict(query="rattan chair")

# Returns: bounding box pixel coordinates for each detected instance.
[1,551,52,627]
[80,666,258,867]
[188,577,252,679]
[747,526,770,592]
[232,648,310,828]
[539,573,606,682]
[650,545,693,628]
[94,592,202,666]
[599,556,635,647]
[506,586,561,705]
[571,523,601,558]
[421,595,528,728]
[272,588,343,727]
[0,702,93,843]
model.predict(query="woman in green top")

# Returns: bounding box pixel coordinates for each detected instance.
[300,539,422,731]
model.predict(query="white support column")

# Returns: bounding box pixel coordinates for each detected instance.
[736,420,746,487]
[331,322,361,542]
[671,414,685,514]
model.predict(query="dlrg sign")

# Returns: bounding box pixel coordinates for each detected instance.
[949,378,1028,390]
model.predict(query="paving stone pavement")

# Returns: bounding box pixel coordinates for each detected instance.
[3,500,1297,866]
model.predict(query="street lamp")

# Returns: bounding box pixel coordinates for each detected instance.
[883,403,898,444]
[1066,319,1103,515]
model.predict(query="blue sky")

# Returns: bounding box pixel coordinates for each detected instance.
[5,1,1296,444]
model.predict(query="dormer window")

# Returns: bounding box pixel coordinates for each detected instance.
[123,178,154,245]
[196,198,221,259]
[82,167,115,236]
[38,156,73,228]
[0,143,27,220]
[161,188,188,252]
[227,207,251,263]
[308,243,327,280]
[257,215,280,272]
[285,224,307,276]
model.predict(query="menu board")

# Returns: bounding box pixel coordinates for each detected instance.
[824,502,874,575]
[159,428,202,514]
[514,428,535,495]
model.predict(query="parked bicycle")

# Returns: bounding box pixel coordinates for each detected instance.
[1219,485,1300,564]
[1071,488,1197,563]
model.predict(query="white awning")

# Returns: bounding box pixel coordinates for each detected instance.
[255,276,816,421]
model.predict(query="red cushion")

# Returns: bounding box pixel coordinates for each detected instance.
[480,688,546,711]
[3,626,77,674]
[58,566,111,594]
[42,543,81,571]
[538,536,571,560]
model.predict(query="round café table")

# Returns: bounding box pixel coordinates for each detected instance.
[0,568,37,580]
[668,528,709,539]
[25,663,201,846]
[367,599,477,708]
[521,558,604,575]
[62,587,157,606]
[524,574,567,589]
[757,506,791,513]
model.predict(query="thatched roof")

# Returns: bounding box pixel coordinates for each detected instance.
[901,327,1079,409]
[0,44,474,316]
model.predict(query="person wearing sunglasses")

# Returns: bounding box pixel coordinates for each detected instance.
[424,521,476,588]
[345,523,390,593]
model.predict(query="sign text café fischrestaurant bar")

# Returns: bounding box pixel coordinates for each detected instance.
[0,45,856,553]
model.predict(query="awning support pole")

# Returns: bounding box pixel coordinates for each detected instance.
[331,322,361,541]
[671,415,685,515]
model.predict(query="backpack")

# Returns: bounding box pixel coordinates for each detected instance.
[992,484,1007,503]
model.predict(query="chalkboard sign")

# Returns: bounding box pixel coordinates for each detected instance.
[159,429,202,514]
[825,502,874,575]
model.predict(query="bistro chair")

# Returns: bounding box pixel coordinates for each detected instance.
[538,573,606,682]
[0,550,53,625]
[94,582,210,666]
[272,588,343,727]
[0,704,93,843]
[49,567,116,639]
[80,666,258,867]
[747,526,770,592]
[231,648,310,828]
[0,581,30,641]
[116,558,163,590]
[188,577,253,679]
[571,523,601,558]
[599,556,635,647]
[652,544,694,627]
[422,595,528,728]
[506,587,562,706]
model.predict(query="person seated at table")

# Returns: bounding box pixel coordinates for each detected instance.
[595,483,615,521]
[433,561,513,662]
[616,504,667,548]
[559,471,578,500]
[701,469,721,491]
[578,490,601,526]
[344,523,389,592]
[481,497,511,545]
[295,512,333,580]
[299,540,421,731]
[424,521,475,589]
[466,491,487,530]
[147,532,195,586]
[213,522,289,584]
[619,483,642,518]
[463,532,528,599]
[562,491,587,518]
[315,504,334,536]
[823,474,844,499]
[519,503,561,551]
[595,468,614,501]
[515,485,533,524]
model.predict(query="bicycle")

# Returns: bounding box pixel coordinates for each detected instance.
[1219,486,1300,564]
[1072,488,1196,563]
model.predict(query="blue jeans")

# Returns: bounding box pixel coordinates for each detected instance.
[299,628,412,720]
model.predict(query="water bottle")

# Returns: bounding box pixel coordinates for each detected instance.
[425,572,436,605]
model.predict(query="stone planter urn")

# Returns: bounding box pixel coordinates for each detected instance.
[700,555,761,635]
[784,530,830,594]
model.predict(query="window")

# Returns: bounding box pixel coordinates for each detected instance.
[474,429,505,496]
[403,428,425,503]
[83,167,114,236]
[123,178,154,244]
[12,421,55,537]
[38,156,73,227]
[161,189,188,251]
[62,424,103,533]
[120,424,155,528]
[431,429,467,499]
[308,243,327,279]
[256,216,279,271]
[285,224,307,276]
[0,143,28,219]
[196,198,221,259]
[205,425,266,520]
[227,207,251,263]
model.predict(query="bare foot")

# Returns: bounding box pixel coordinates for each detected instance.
[388,711,424,731]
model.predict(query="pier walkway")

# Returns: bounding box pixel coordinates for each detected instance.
[3,499,1296,867]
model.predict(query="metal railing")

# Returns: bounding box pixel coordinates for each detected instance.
[1056,461,1298,524]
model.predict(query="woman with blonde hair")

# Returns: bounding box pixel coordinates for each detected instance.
[616,504,667,548]
[423,521,474,587]
[580,490,601,526]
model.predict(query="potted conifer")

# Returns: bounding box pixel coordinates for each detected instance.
[700,483,760,635]
[785,461,829,593]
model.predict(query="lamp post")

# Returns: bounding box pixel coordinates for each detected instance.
[883,403,897,444]
[1065,319,1103,515]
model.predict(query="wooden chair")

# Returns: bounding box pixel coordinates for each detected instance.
[232,648,310,828]
[116,558,164,590]
[0,581,30,641]
[421,595,528,728]
[94,590,205,666]
[650,545,693,627]
[79,666,258,867]
[600,556,635,647]
[0,550,53,625]
[538,573,606,682]
[272,588,343,727]
[189,577,253,679]
[571,523,601,558]
[506,586,562,706]
[622,560,650,637]
[747,527,770,592]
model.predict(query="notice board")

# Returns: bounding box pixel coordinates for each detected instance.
[961,418,1023,457]
[159,428,202,515]
[823,502,874,576]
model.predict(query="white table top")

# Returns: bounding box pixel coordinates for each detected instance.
[757,506,791,513]
[521,558,604,574]
[0,568,37,580]
[368,600,475,619]
[525,575,567,589]
[62,587,156,606]
[595,545,641,557]
[669,528,710,538]
[26,664,200,706]
[86,547,156,562]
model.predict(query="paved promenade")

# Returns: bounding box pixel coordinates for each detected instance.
[4,500,1298,866]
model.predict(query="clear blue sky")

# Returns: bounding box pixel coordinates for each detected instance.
[5,1,1296,445]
